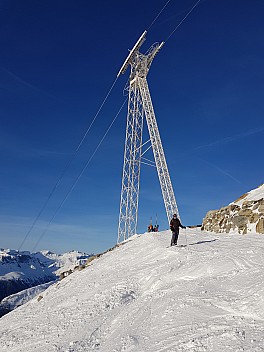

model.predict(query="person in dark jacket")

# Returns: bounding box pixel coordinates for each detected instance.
[148,224,153,232]
[170,214,186,246]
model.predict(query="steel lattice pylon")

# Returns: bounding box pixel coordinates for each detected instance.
[117,31,180,243]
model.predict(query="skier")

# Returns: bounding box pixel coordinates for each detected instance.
[154,224,159,232]
[148,224,153,232]
[170,214,186,246]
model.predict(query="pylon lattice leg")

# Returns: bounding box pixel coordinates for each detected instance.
[118,82,144,242]
[138,77,180,224]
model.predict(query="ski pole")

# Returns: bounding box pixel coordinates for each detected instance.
[184,227,188,247]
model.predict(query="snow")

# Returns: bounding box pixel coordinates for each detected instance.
[0,249,54,282]
[0,249,91,282]
[1,228,264,351]
[232,183,264,206]
[34,250,92,275]
[0,248,92,316]
[0,281,55,311]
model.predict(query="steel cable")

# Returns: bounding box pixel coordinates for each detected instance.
[165,0,202,42]
[32,98,127,251]
[147,0,173,30]
[18,77,118,251]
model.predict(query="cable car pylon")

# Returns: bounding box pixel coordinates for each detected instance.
[117,30,180,243]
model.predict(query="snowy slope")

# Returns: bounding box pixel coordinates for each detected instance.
[0,249,56,303]
[0,281,54,317]
[1,229,264,351]
[0,249,92,306]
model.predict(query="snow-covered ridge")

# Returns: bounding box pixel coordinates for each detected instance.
[0,282,54,317]
[1,229,264,351]
[33,249,91,275]
[232,183,264,206]
[0,249,91,280]
[0,249,92,312]
[0,249,53,279]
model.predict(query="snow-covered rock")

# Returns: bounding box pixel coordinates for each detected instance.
[0,249,56,302]
[0,249,92,316]
[35,250,90,276]
[0,281,54,317]
[202,183,264,234]
[1,229,264,351]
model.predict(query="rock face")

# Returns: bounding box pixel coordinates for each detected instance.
[202,184,264,234]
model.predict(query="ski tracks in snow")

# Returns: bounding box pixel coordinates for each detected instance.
[1,229,264,351]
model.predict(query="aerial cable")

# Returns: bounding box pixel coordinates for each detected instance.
[18,76,118,251]
[32,98,128,251]
[75,77,118,150]
[147,0,172,30]
[165,0,202,42]
[146,0,202,41]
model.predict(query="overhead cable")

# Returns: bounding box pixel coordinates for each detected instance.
[147,0,172,30]
[18,76,118,251]
[32,98,128,251]
[165,0,202,42]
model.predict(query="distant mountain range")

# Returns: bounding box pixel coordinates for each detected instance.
[0,249,92,317]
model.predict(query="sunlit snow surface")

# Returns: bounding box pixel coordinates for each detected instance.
[231,183,264,206]
[1,228,264,351]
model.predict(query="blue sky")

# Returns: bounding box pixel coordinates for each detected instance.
[1,0,264,254]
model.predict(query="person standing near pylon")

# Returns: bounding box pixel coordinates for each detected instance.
[170,214,186,246]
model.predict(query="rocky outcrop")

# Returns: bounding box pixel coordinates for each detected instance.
[202,184,264,234]
[256,218,264,234]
